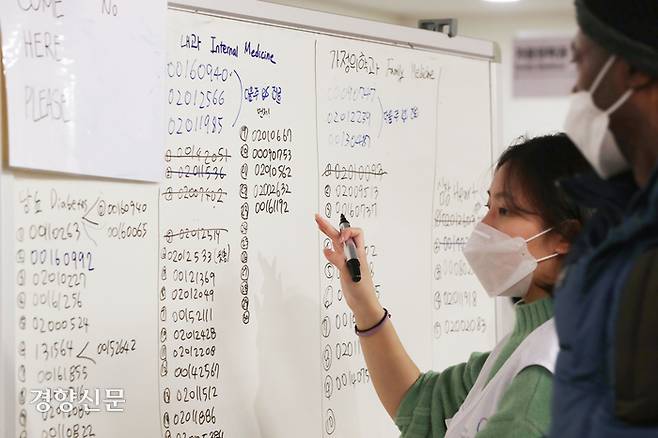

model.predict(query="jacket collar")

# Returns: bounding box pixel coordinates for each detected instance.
[560,164,658,216]
[559,165,658,287]
[558,171,638,217]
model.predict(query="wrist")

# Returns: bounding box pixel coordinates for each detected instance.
[355,308,390,337]
[349,296,384,330]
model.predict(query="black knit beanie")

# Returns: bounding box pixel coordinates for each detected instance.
[575,0,658,76]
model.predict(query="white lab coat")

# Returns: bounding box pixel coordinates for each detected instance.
[444,319,559,438]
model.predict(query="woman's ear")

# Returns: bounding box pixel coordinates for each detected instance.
[555,219,582,255]
[555,236,571,256]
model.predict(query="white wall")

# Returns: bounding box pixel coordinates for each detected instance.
[398,13,578,154]
[453,14,577,152]
[264,0,409,25]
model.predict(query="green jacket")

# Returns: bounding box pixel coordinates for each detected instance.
[396,298,554,438]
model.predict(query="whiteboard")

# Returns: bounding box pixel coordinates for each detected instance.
[315,35,440,437]
[0,168,12,438]
[0,3,499,438]
[8,174,160,438]
[160,11,321,437]
[431,55,497,370]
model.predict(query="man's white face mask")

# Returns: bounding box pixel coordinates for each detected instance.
[564,55,634,179]
[462,222,559,298]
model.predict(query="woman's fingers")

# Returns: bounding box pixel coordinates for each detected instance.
[339,227,362,241]
[317,217,377,307]
[316,215,365,249]
[339,227,365,250]
[323,247,347,271]
[315,214,339,239]
[315,214,345,255]
[316,214,369,272]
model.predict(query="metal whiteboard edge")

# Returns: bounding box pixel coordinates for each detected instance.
[168,0,497,61]
[489,63,514,343]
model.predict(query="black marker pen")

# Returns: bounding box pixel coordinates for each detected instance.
[339,214,361,283]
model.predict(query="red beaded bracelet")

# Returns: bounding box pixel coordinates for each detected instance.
[355,308,390,337]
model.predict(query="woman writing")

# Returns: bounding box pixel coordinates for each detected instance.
[315,134,592,438]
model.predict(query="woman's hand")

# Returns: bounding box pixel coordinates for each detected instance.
[315,214,383,327]
[315,214,420,419]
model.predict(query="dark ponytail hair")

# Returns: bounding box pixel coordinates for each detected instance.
[496,133,594,243]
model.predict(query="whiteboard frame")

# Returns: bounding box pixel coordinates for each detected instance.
[168,0,498,61]
[1,55,14,438]
[489,62,515,344]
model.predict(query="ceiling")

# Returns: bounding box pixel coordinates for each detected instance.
[267,0,574,19]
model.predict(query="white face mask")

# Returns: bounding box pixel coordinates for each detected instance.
[564,55,633,179]
[463,222,559,298]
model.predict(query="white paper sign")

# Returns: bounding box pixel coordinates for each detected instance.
[1,0,165,181]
